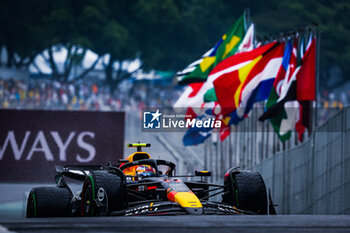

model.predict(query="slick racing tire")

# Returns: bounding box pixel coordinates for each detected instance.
[222,170,267,214]
[81,170,126,216]
[26,186,72,218]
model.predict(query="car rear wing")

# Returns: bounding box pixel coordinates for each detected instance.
[127,143,151,152]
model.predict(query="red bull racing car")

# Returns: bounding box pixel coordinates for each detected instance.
[26,143,274,217]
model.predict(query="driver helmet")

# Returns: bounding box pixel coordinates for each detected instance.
[136,165,156,178]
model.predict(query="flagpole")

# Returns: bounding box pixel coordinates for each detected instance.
[204,138,208,170]
[244,8,251,30]
[229,125,232,168]
[315,27,320,129]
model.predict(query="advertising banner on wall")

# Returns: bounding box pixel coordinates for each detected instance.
[0,110,125,182]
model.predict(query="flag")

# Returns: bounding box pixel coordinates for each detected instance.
[183,128,211,146]
[174,25,259,111]
[219,115,231,141]
[175,47,217,84]
[182,107,216,146]
[276,40,300,141]
[212,42,282,117]
[295,36,316,140]
[258,39,296,141]
[236,42,285,119]
[173,71,219,146]
[212,42,284,141]
[259,35,317,141]
[173,82,205,109]
[203,23,256,103]
[297,37,316,101]
[176,14,246,85]
[174,85,219,146]
[213,15,246,67]
[237,23,255,53]
[294,36,306,141]
[175,14,252,145]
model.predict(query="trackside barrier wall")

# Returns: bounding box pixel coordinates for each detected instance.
[254,108,350,214]
[206,107,350,214]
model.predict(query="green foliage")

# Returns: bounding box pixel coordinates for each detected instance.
[223,0,350,90]
[0,0,349,90]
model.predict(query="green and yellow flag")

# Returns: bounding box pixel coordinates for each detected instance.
[177,14,246,85]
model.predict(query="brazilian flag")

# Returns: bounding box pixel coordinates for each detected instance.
[177,13,246,85]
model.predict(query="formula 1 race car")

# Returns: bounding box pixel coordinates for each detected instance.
[26,143,273,217]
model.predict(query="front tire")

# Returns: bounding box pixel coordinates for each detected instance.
[26,186,72,218]
[81,170,126,216]
[222,170,267,214]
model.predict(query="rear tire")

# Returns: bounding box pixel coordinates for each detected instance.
[81,170,126,216]
[26,186,72,218]
[222,170,267,214]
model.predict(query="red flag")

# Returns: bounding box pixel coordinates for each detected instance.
[297,38,316,101]
[295,37,316,140]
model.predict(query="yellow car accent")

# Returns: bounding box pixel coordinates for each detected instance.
[125,152,151,162]
[173,192,202,208]
[127,143,150,147]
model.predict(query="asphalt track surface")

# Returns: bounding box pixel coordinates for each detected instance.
[1,215,350,233]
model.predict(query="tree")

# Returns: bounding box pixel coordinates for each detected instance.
[1,0,349,92]
[32,0,104,82]
[0,0,104,82]
[96,0,138,91]
[222,0,350,91]
[0,0,49,68]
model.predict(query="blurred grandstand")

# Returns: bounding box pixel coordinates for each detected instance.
[0,73,347,128]
[0,75,182,112]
